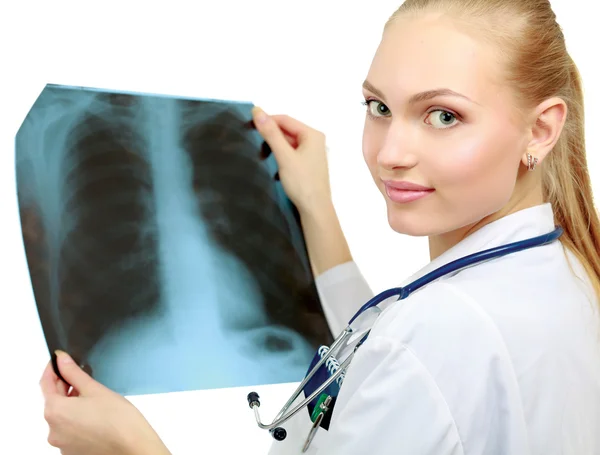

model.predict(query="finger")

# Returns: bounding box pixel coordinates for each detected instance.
[247,113,305,143]
[269,114,311,141]
[252,107,294,166]
[260,132,298,161]
[55,350,100,396]
[56,378,69,397]
[40,361,59,399]
[68,385,80,397]
[44,397,67,448]
[283,131,299,148]
[270,122,300,148]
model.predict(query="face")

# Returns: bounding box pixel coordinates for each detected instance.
[362,13,531,238]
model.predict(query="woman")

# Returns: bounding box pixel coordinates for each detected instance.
[39,0,600,453]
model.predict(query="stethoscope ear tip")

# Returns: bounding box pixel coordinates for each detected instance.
[247,391,260,409]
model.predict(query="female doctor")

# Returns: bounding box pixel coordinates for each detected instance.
[39,0,600,453]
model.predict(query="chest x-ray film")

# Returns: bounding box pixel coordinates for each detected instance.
[16,83,333,396]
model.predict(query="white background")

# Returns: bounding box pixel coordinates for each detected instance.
[0,0,597,454]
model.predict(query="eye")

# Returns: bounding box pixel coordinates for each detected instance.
[425,110,459,129]
[362,100,391,118]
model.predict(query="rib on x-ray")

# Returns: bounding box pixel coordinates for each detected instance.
[16,83,333,396]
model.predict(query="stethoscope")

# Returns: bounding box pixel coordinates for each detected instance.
[247,226,563,452]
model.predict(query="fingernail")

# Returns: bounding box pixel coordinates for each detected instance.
[54,350,73,364]
[253,107,268,125]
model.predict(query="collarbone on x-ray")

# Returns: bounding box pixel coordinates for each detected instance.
[16,84,333,396]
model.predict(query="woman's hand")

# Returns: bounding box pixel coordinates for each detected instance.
[252,107,353,276]
[252,107,332,216]
[40,350,171,455]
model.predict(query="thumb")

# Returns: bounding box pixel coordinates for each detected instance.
[252,107,293,165]
[55,350,100,395]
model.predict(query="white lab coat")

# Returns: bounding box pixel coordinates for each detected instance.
[267,203,600,455]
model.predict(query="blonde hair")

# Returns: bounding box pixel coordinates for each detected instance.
[386,0,600,304]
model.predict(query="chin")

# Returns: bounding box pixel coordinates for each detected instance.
[384,199,449,237]
[387,214,434,237]
[384,196,504,239]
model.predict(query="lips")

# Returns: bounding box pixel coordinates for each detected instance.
[383,180,433,191]
[382,180,435,203]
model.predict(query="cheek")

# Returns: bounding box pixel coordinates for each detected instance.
[432,127,521,197]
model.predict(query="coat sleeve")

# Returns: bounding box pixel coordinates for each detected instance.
[314,261,374,335]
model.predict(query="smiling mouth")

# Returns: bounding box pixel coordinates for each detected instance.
[383,182,435,204]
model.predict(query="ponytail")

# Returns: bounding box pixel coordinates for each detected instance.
[544,59,600,302]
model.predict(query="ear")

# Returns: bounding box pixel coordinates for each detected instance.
[521,97,567,168]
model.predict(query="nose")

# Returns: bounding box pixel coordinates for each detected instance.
[376,122,418,171]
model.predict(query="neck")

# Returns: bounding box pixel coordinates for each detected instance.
[428,176,545,261]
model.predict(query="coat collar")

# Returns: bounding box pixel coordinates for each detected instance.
[400,203,556,287]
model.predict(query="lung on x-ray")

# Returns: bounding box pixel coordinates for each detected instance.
[16,83,333,396]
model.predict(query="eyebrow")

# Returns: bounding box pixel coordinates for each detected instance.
[362,80,477,105]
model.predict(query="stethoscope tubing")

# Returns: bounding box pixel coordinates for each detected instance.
[250,226,564,437]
